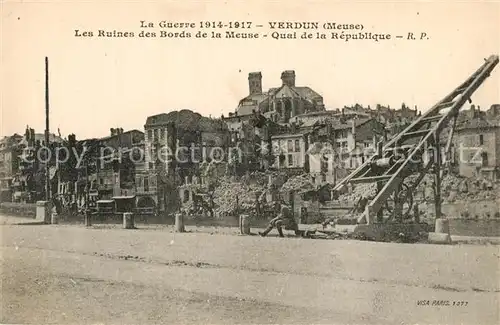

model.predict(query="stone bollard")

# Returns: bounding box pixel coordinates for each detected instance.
[175,213,185,233]
[36,201,51,224]
[51,212,59,224]
[428,218,451,244]
[435,218,450,234]
[123,212,135,229]
[84,210,92,227]
[239,214,251,235]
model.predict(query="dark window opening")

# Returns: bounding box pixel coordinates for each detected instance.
[481,152,488,166]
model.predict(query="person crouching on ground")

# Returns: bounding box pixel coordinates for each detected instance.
[259,205,298,237]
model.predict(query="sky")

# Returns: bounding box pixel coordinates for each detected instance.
[1,0,499,139]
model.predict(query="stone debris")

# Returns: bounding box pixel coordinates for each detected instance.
[212,177,266,217]
[280,174,315,193]
[337,183,377,202]
[184,163,499,223]
[337,173,498,204]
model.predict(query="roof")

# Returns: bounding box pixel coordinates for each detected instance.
[299,119,324,128]
[98,129,144,141]
[330,118,373,130]
[457,117,498,131]
[234,80,324,117]
[293,110,339,118]
[15,133,64,147]
[340,108,371,118]
[271,85,303,99]
[237,93,269,116]
[271,132,308,139]
[268,86,322,100]
[145,110,228,132]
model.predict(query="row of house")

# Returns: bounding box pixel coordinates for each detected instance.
[1,70,499,215]
[453,104,500,180]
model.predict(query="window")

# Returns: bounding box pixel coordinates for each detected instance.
[144,177,149,192]
[150,176,157,189]
[481,152,488,166]
[364,142,370,148]
[154,129,159,142]
[131,133,142,145]
[151,147,157,162]
[294,139,300,152]
[279,154,286,165]
[479,134,484,145]
[287,140,293,152]
[321,159,328,173]
[147,130,152,140]
[160,129,165,140]
[287,154,293,166]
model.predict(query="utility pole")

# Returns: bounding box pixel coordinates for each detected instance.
[45,57,51,202]
[85,162,91,226]
[117,127,123,196]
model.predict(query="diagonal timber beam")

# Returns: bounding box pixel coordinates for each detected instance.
[333,55,499,193]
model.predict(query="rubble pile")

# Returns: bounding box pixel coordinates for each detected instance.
[212,177,266,217]
[240,170,288,188]
[336,173,498,204]
[414,174,497,203]
[280,174,315,193]
[337,183,377,202]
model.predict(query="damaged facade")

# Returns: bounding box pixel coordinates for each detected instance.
[139,110,230,213]
[454,105,500,180]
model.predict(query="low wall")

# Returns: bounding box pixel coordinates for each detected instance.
[320,199,500,220]
[0,202,37,218]
[57,212,272,228]
[421,199,500,219]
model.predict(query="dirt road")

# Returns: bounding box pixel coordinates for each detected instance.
[1,224,499,324]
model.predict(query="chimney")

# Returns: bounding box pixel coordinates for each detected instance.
[25,126,30,143]
[469,105,476,119]
[248,72,262,95]
[281,70,296,87]
[351,119,357,149]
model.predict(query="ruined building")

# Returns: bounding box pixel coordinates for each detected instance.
[224,70,326,131]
